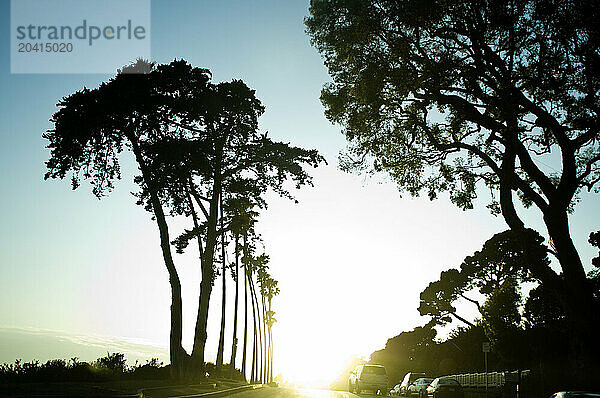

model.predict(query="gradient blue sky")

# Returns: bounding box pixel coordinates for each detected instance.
[1,0,598,387]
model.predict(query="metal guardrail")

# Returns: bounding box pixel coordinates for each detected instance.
[444,370,530,389]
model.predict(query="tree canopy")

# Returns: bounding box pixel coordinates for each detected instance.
[306,0,600,353]
[306,0,600,211]
[480,277,522,349]
[419,229,542,326]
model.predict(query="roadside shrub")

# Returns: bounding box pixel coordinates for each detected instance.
[131,358,169,379]
[0,353,171,383]
[93,352,127,376]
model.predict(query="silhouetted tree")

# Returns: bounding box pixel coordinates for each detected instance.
[419,268,474,327]
[306,0,600,370]
[247,254,265,383]
[130,74,323,376]
[369,321,437,383]
[250,271,259,383]
[44,60,208,376]
[439,325,489,374]
[45,59,323,378]
[263,275,279,383]
[419,229,541,326]
[229,232,241,379]
[237,230,279,384]
[241,234,249,380]
[227,200,256,379]
[461,229,542,292]
[248,256,258,383]
[240,227,265,382]
[523,283,566,329]
[215,197,228,375]
[480,277,522,359]
[257,271,272,383]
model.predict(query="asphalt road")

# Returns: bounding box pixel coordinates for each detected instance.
[197,386,382,398]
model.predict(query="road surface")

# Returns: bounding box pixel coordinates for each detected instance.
[173,386,382,398]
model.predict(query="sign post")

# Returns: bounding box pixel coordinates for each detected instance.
[483,342,490,398]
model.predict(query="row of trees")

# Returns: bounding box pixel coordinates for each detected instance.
[44,59,324,379]
[356,230,600,394]
[419,228,599,360]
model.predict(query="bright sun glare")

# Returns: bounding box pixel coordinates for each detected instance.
[277,343,355,388]
[274,322,371,388]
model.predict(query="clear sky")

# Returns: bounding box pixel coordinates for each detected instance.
[0,0,598,388]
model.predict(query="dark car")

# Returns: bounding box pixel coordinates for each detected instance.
[407,378,435,398]
[425,378,464,398]
[400,372,427,396]
[550,393,600,398]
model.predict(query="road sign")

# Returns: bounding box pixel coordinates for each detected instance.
[483,342,490,398]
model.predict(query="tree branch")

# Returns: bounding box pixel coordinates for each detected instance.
[459,293,482,312]
[449,311,475,328]
[188,180,210,220]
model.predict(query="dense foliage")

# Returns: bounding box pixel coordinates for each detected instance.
[307,0,600,374]
[419,229,542,327]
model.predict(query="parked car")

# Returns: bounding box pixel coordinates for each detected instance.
[400,372,427,396]
[349,364,389,395]
[407,377,435,398]
[390,384,403,396]
[549,393,600,398]
[425,378,464,398]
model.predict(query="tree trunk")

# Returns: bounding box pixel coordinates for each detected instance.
[193,275,213,377]
[255,282,264,383]
[261,295,268,382]
[268,297,273,383]
[192,173,222,377]
[543,207,598,382]
[249,276,263,383]
[241,234,249,381]
[249,272,258,383]
[216,196,227,376]
[543,209,589,304]
[229,234,240,379]
[499,153,598,383]
[260,294,269,383]
[151,193,187,377]
[269,310,273,383]
[269,327,273,382]
[129,137,187,377]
